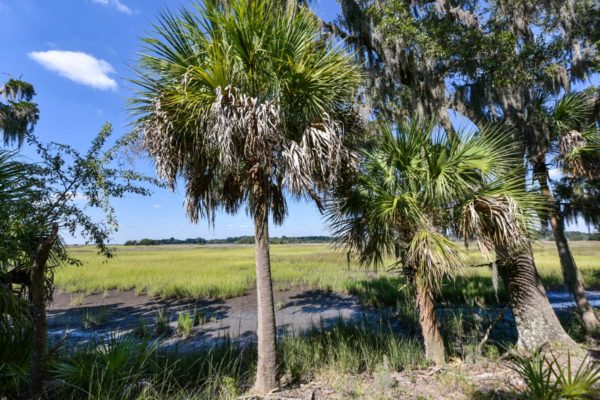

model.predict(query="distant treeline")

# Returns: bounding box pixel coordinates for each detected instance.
[124,231,599,246]
[123,235,333,246]
[535,231,600,241]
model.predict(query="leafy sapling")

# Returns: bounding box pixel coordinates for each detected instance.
[2,122,156,399]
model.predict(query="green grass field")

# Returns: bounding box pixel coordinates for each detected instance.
[55,241,600,303]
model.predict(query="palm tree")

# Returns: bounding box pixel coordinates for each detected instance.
[0,150,32,397]
[0,79,39,147]
[328,119,569,362]
[531,92,600,333]
[130,0,361,393]
[0,150,31,295]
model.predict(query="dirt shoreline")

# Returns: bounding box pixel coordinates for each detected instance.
[47,288,393,351]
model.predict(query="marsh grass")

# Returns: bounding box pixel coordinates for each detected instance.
[56,244,378,299]
[155,308,170,336]
[1,320,427,400]
[81,307,111,329]
[70,293,85,307]
[133,318,151,339]
[280,319,427,384]
[192,308,205,327]
[177,312,193,338]
[439,311,505,363]
[55,242,600,306]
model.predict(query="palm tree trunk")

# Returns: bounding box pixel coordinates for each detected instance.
[30,225,58,400]
[496,243,577,350]
[550,214,599,332]
[537,163,599,333]
[415,274,445,365]
[253,203,278,395]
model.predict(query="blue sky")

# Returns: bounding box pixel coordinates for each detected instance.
[1,0,341,244]
[1,0,595,244]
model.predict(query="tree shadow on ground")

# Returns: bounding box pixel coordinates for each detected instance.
[47,296,230,345]
[469,389,520,400]
[275,289,397,337]
[286,289,362,313]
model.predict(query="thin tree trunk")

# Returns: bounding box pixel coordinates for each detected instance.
[537,163,599,332]
[30,224,58,400]
[415,275,445,365]
[253,203,278,395]
[496,243,577,350]
[550,215,599,332]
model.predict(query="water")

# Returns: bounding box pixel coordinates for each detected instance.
[547,290,600,310]
[47,290,600,347]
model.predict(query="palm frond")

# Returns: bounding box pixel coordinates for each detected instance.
[406,230,462,290]
[552,93,591,134]
[328,117,536,293]
[557,124,600,178]
[131,0,361,225]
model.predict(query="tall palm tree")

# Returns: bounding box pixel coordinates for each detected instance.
[328,120,567,362]
[0,79,39,147]
[130,0,361,393]
[531,92,600,333]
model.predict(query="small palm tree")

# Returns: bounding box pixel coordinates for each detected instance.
[328,120,539,364]
[0,150,32,396]
[0,79,39,147]
[130,0,361,393]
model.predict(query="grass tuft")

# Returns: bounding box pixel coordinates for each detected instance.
[155,308,171,336]
[177,312,194,338]
[81,307,111,329]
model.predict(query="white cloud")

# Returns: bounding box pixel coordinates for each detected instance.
[153,204,162,209]
[92,0,132,15]
[28,50,118,90]
[52,192,88,202]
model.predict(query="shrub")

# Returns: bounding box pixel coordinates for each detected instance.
[49,336,161,399]
[0,300,31,398]
[510,349,600,400]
